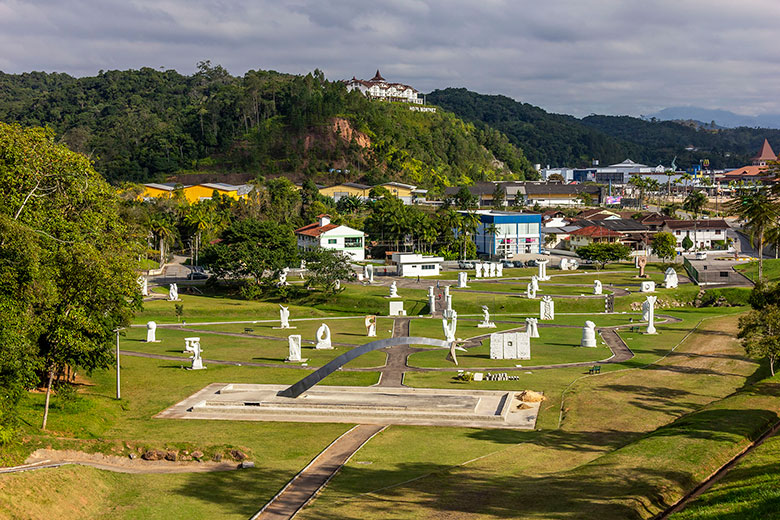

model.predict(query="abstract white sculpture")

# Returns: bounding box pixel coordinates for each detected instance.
[458,272,468,288]
[389,301,406,316]
[428,292,436,315]
[364,264,374,283]
[475,263,483,278]
[478,305,496,328]
[315,323,333,349]
[594,280,603,295]
[365,315,377,337]
[443,285,450,298]
[444,295,454,318]
[645,296,658,334]
[334,279,340,290]
[184,337,200,354]
[490,331,530,359]
[641,281,656,293]
[527,281,537,299]
[146,321,158,343]
[189,341,205,370]
[138,276,148,296]
[581,321,597,347]
[168,283,179,301]
[496,263,504,277]
[540,296,555,320]
[531,275,539,293]
[538,259,550,280]
[278,305,293,329]
[287,335,302,362]
[664,267,679,289]
[278,268,289,286]
[489,262,496,278]
[526,317,540,338]
[389,281,399,298]
[442,312,458,343]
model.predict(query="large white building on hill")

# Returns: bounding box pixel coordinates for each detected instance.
[294,215,366,261]
[345,70,423,104]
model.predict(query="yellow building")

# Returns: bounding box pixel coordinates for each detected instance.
[376,182,427,204]
[318,182,371,201]
[139,183,252,203]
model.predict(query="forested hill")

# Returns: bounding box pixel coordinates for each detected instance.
[427,88,780,170]
[0,64,534,188]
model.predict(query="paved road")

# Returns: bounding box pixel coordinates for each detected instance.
[254,424,385,520]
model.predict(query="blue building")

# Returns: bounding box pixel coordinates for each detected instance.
[461,211,543,258]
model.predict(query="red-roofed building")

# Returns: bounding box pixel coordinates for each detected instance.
[345,69,423,104]
[567,225,623,249]
[752,139,777,166]
[294,215,366,260]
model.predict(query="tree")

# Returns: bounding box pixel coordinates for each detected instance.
[547,173,565,182]
[683,190,708,218]
[681,235,694,251]
[738,304,780,376]
[576,242,632,269]
[651,232,677,263]
[454,186,478,210]
[201,218,299,284]
[728,187,779,280]
[577,192,593,206]
[491,184,505,209]
[0,123,142,430]
[303,248,353,295]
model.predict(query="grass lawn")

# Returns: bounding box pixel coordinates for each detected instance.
[453,281,614,296]
[735,258,780,282]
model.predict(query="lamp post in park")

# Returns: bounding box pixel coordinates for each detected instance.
[114,328,125,400]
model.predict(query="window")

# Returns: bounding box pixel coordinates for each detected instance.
[675,230,681,235]
[327,239,337,245]
[720,271,729,278]
[422,264,436,270]
[344,237,362,248]
[715,229,722,235]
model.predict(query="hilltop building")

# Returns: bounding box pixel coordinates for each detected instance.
[139,183,253,203]
[294,214,366,261]
[345,70,423,104]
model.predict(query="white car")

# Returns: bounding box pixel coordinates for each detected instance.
[695,252,707,260]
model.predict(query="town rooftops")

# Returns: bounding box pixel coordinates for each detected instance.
[723,165,769,178]
[607,159,649,169]
[664,219,730,230]
[338,182,372,190]
[578,219,648,232]
[568,225,623,238]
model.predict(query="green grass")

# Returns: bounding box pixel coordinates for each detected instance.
[735,258,780,282]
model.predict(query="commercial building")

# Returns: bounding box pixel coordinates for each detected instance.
[345,70,423,104]
[294,214,366,261]
[139,183,253,203]
[391,253,444,277]
[318,183,372,201]
[464,211,543,257]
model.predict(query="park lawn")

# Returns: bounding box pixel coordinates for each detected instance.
[122,326,388,369]
[298,312,768,520]
[669,431,780,520]
[408,326,612,369]
[1,354,381,520]
[735,258,780,282]
[452,281,613,296]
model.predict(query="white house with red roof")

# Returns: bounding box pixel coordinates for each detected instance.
[345,70,423,104]
[294,215,366,261]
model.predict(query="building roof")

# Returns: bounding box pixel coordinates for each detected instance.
[723,165,769,178]
[144,183,180,191]
[524,183,600,196]
[578,208,619,219]
[324,182,371,190]
[607,159,649,168]
[752,139,777,162]
[568,225,623,238]
[444,182,498,196]
[579,219,648,232]
[664,219,729,230]
[371,69,385,82]
[294,222,339,237]
[380,181,417,190]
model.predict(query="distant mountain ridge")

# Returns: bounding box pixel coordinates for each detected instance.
[647,107,780,129]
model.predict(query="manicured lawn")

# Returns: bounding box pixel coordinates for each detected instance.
[735,258,780,282]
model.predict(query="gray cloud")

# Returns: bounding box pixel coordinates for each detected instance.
[1,0,779,117]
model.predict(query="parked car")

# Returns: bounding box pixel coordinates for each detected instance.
[540,248,550,255]
[502,260,514,268]
[187,272,209,280]
[458,260,475,269]
[695,252,707,260]
[512,260,525,268]
[526,259,538,267]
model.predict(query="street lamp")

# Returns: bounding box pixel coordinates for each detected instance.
[113,327,125,400]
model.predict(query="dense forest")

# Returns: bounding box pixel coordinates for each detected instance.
[0,64,534,189]
[428,88,780,170]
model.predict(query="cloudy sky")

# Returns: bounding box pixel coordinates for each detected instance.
[2,0,780,117]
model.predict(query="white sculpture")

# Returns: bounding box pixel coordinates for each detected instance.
[189,340,205,370]
[137,276,148,296]
[560,258,579,271]
[364,264,375,283]
[478,305,496,328]
[146,321,158,343]
[442,312,458,343]
[287,335,302,362]
[168,283,179,301]
[496,263,504,277]
[645,296,658,334]
[278,268,289,286]
[490,331,530,359]
[526,317,540,338]
[444,294,454,318]
[315,323,333,349]
[664,267,679,289]
[278,305,293,329]
[475,263,483,278]
[389,281,399,298]
[537,259,550,280]
[443,285,450,298]
[458,272,468,288]
[300,259,307,269]
[334,279,340,290]
[540,296,555,320]
[531,275,539,293]
[428,286,435,297]
[489,262,496,278]
[184,337,200,354]
[641,281,656,293]
[581,321,597,347]
[428,292,436,315]
[365,315,377,337]
[389,301,406,316]
[527,281,537,299]
[560,258,570,270]
[594,280,603,295]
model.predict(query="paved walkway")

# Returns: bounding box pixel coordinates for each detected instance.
[377,318,415,387]
[254,424,384,520]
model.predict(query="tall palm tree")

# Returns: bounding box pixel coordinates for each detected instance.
[148,213,176,266]
[729,187,779,279]
[683,190,708,219]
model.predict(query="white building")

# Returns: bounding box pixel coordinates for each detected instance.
[391,253,444,277]
[294,215,366,261]
[662,219,731,251]
[345,70,423,104]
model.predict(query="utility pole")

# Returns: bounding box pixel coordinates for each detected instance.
[114,328,124,400]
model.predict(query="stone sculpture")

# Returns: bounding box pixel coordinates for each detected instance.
[478,305,496,328]
[389,281,399,298]
[146,321,158,343]
[168,283,179,301]
[279,305,293,329]
[645,296,658,334]
[444,295,454,318]
[641,281,656,293]
[428,292,436,315]
[475,263,483,278]
[636,255,648,278]
[137,276,148,297]
[594,280,603,295]
[365,315,377,337]
[496,263,504,277]
[531,275,539,293]
[490,331,531,360]
[664,267,679,289]
[287,335,302,362]
[526,317,540,338]
[278,268,289,286]
[537,259,550,280]
[527,281,537,299]
[581,321,597,347]
[188,339,205,370]
[184,337,200,354]
[442,312,458,343]
[540,296,555,320]
[489,262,496,278]
[443,285,450,298]
[458,272,468,288]
[364,264,374,283]
[389,301,405,316]
[334,279,340,290]
[315,323,333,349]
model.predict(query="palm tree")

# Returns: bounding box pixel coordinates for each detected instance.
[683,190,708,219]
[766,225,780,259]
[460,211,481,259]
[148,213,176,267]
[729,187,779,279]
[483,223,499,257]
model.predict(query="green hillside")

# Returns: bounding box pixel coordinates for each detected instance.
[0,64,534,188]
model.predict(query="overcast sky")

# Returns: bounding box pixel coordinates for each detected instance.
[2,0,780,117]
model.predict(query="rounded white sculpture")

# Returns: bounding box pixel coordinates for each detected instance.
[315,323,333,349]
[581,321,597,347]
[594,280,603,295]
[146,321,158,343]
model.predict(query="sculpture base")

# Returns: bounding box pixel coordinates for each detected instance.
[580,340,597,348]
[477,322,497,328]
[315,345,334,350]
[272,326,297,330]
[285,358,308,363]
